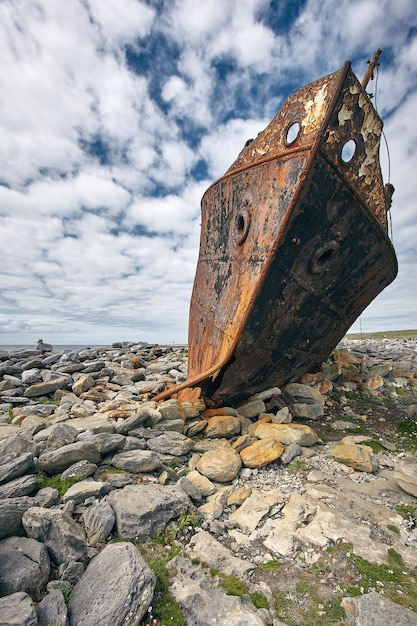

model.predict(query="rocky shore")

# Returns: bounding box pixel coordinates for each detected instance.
[0,337,417,625]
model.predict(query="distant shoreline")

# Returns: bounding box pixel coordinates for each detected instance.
[345,329,417,340]
[0,343,187,351]
[1,331,416,353]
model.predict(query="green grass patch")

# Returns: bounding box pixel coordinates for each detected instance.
[363,440,384,453]
[395,504,417,520]
[257,559,281,571]
[139,538,185,625]
[396,419,417,451]
[219,574,248,596]
[345,551,417,611]
[341,390,379,412]
[387,524,400,535]
[387,548,404,566]
[144,559,185,626]
[339,417,368,433]
[289,458,309,472]
[302,598,346,625]
[250,592,269,609]
[273,589,293,623]
[36,470,81,496]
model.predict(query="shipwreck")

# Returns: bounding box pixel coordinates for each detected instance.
[156,50,397,407]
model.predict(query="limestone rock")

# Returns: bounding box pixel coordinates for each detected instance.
[0,452,34,485]
[187,530,255,578]
[62,480,105,504]
[280,443,302,465]
[0,536,50,600]
[60,460,97,481]
[68,542,155,626]
[0,433,38,457]
[284,383,325,419]
[87,432,125,454]
[22,506,87,565]
[205,415,241,438]
[114,409,151,435]
[229,488,283,533]
[158,418,185,432]
[176,476,203,501]
[271,406,292,423]
[0,496,35,540]
[169,555,267,626]
[341,591,417,625]
[329,442,378,473]
[186,470,216,496]
[46,422,79,448]
[0,474,39,498]
[67,415,114,433]
[25,376,70,397]
[196,446,242,482]
[146,432,194,456]
[0,591,38,626]
[158,399,187,420]
[236,398,266,418]
[239,438,284,468]
[37,441,101,474]
[72,374,95,395]
[82,501,116,545]
[253,422,319,446]
[36,589,68,626]
[111,449,162,473]
[393,462,417,497]
[107,483,190,542]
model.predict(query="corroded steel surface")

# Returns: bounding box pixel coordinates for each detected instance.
[155,60,397,406]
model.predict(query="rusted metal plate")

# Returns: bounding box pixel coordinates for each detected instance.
[155,60,397,407]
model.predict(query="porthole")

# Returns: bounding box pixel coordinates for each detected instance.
[309,240,339,274]
[285,121,301,145]
[235,209,250,245]
[341,139,356,163]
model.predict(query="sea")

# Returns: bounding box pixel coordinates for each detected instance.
[0,345,111,352]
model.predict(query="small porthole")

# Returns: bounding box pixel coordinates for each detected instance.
[235,209,250,245]
[341,139,356,163]
[286,121,301,145]
[309,240,339,274]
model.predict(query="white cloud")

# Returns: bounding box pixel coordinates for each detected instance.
[1,0,417,346]
[199,117,267,179]
[124,181,205,236]
[86,0,155,45]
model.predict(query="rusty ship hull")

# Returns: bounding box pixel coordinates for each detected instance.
[157,59,397,407]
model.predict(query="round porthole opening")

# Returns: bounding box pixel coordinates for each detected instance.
[341,139,356,163]
[309,240,339,274]
[285,121,301,145]
[235,210,250,245]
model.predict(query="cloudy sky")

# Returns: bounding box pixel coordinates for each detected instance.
[0,0,416,346]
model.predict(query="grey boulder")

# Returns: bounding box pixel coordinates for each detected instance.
[0,591,38,626]
[341,591,417,625]
[0,536,50,601]
[68,542,155,626]
[107,483,191,542]
[37,441,100,474]
[22,506,87,565]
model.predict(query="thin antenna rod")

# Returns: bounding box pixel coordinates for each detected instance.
[361,49,383,89]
